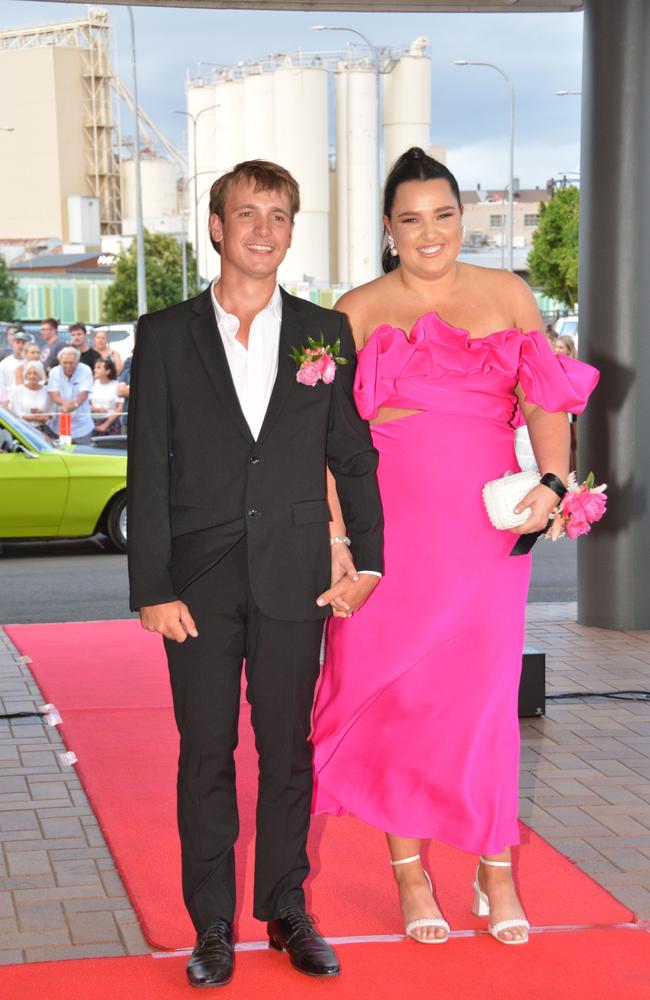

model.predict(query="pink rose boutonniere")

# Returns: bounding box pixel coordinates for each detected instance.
[546,471,608,541]
[291,333,349,386]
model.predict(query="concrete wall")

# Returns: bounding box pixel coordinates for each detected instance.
[0,46,88,241]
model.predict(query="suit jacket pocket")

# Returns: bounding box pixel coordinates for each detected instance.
[291,499,332,526]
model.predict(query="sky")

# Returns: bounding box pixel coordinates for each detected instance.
[1,1,583,190]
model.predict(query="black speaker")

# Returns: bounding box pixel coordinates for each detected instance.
[518,646,546,717]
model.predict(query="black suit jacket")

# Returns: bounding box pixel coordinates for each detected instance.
[127,286,384,621]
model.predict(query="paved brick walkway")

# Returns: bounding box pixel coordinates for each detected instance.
[0,629,149,965]
[524,603,650,917]
[1,606,649,964]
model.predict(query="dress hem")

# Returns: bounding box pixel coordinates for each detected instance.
[312,800,520,857]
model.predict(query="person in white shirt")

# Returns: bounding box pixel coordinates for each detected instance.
[90,357,123,435]
[48,347,95,443]
[15,341,42,376]
[0,329,29,403]
[8,361,50,425]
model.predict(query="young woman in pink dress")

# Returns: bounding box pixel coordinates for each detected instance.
[312,148,598,945]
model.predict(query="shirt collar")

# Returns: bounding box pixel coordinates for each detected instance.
[211,279,282,339]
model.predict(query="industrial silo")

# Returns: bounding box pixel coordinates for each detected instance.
[382,38,431,177]
[243,69,275,161]
[272,60,330,284]
[192,75,246,280]
[213,76,246,175]
[186,79,220,282]
[334,59,379,286]
[121,154,178,222]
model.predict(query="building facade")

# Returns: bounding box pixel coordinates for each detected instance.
[460,185,553,250]
[10,253,115,324]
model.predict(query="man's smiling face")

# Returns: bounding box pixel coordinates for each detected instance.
[209,177,294,280]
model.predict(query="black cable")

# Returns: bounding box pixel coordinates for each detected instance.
[0,711,48,720]
[2,693,649,721]
[546,690,650,703]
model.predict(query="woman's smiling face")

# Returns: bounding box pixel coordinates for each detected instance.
[385,178,463,279]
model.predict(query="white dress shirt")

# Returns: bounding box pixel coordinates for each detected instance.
[0,354,22,402]
[211,279,282,441]
[210,279,381,580]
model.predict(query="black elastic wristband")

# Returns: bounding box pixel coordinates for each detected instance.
[539,473,567,500]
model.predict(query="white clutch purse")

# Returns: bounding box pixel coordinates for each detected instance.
[482,469,541,530]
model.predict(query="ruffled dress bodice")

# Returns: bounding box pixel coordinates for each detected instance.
[354,312,599,427]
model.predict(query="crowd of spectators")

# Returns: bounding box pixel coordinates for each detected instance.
[0,321,131,445]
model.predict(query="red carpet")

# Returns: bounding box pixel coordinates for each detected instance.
[4,930,650,1000]
[3,621,641,959]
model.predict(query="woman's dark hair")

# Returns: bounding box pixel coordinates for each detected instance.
[98,356,117,381]
[382,147,462,273]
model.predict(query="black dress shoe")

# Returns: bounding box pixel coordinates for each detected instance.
[267,906,341,977]
[187,919,234,988]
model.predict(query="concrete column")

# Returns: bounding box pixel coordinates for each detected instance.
[577,0,650,629]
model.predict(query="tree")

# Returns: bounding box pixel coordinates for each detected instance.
[103,230,199,321]
[528,186,580,309]
[0,254,20,320]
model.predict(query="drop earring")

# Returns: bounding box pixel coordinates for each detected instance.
[387,234,398,257]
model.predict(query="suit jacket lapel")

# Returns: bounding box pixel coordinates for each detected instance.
[189,287,255,447]
[256,288,303,446]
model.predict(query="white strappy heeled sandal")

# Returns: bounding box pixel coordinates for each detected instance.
[472,857,530,945]
[391,854,450,944]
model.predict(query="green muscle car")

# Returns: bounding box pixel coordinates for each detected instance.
[0,407,127,552]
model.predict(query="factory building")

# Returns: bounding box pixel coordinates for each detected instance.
[186,39,433,287]
[0,6,434,302]
[0,8,121,243]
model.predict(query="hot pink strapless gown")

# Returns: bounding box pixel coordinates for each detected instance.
[312,313,599,855]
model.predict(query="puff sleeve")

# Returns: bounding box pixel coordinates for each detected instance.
[515,330,599,426]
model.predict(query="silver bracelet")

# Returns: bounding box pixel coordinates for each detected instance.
[330,535,351,547]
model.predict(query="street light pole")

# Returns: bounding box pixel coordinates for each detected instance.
[127,7,147,317]
[455,60,515,272]
[312,25,383,272]
[180,224,188,301]
[173,105,219,288]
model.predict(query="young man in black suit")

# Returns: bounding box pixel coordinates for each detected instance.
[127,160,383,988]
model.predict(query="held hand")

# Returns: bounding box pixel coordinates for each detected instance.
[316,574,380,618]
[139,601,199,642]
[330,542,359,615]
[511,483,562,535]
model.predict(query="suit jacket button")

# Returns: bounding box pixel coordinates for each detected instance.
[248,508,261,518]
[250,455,261,465]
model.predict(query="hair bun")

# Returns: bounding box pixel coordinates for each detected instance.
[406,147,425,160]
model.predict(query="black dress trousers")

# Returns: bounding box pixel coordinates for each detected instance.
[165,534,324,931]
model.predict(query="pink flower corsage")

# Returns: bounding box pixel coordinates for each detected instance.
[546,471,608,541]
[291,333,349,386]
